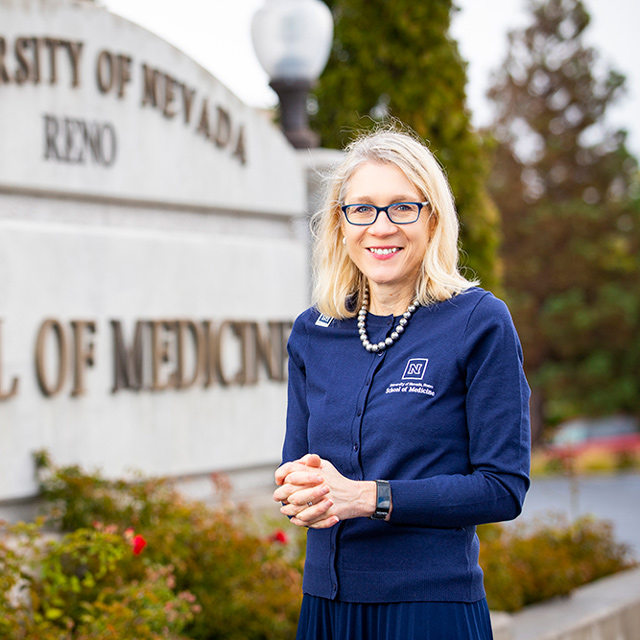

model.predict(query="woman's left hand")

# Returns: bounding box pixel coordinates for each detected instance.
[274,454,376,529]
[274,454,335,527]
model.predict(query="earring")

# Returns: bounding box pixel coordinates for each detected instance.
[342,237,346,245]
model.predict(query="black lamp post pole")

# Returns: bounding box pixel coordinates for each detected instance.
[270,78,319,149]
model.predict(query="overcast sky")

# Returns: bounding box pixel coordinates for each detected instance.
[102,0,640,158]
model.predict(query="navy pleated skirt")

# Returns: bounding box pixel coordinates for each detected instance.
[295,595,494,640]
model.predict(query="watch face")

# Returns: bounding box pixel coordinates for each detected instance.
[375,480,391,516]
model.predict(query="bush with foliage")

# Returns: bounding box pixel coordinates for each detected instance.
[0,519,198,639]
[478,515,636,612]
[1,451,633,639]
[32,451,305,640]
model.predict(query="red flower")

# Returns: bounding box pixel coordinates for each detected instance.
[271,529,289,544]
[132,534,147,555]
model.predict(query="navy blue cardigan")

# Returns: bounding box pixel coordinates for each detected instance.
[282,288,531,603]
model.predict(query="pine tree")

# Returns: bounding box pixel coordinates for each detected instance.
[311,0,499,289]
[487,0,640,441]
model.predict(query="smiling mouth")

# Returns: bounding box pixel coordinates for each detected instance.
[368,247,401,255]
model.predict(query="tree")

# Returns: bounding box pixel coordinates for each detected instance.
[487,0,640,442]
[311,0,500,290]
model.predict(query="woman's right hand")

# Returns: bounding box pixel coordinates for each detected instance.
[273,454,337,527]
[274,454,378,529]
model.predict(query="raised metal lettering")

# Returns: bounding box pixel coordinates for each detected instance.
[111,320,145,392]
[14,37,31,84]
[0,37,10,84]
[96,49,115,93]
[175,320,204,389]
[0,320,20,401]
[65,41,83,87]
[70,320,96,397]
[35,319,69,397]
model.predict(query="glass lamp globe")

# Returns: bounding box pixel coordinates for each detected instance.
[251,0,333,83]
[251,0,333,148]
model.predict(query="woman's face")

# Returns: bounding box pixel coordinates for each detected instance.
[341,162,431,299]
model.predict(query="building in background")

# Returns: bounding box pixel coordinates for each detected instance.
[0,0,337,518]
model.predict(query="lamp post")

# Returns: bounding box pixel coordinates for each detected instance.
[251,0,333,149]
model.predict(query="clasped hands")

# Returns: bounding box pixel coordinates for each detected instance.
[273,454,376,529]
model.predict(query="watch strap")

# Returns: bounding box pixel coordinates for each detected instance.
[370,479,391,520]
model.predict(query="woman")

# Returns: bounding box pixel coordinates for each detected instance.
[274,128,530,640]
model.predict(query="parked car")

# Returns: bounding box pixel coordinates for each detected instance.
[546,415,640,459]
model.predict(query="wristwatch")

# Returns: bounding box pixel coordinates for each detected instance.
[370,479,391,520]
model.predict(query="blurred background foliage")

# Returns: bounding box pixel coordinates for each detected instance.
[310,0,640,444]
[310,0,501,293]
[0,455,633,638]
[486,0,640,442]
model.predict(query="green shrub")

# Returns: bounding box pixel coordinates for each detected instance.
[478,515,637,611]
[23,450,637,635]
[0,519,197,639]
[33,451,304,640]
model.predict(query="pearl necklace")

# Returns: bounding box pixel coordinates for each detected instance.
[357,287,419,353]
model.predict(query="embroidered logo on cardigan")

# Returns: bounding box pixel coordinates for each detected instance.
[402,358,429,380]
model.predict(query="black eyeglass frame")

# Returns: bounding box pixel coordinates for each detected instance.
[340,201,430,226]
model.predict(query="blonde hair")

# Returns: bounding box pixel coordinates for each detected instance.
[311,127,479,318]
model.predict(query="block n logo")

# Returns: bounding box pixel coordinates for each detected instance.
[402,358,429,380]
[315,314,334,328]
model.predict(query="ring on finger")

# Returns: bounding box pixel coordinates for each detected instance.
[307,501,313,507]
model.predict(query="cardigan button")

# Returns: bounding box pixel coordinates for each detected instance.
[353,443,359,452]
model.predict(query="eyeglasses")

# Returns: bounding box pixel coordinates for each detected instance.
[341,201,429,226]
